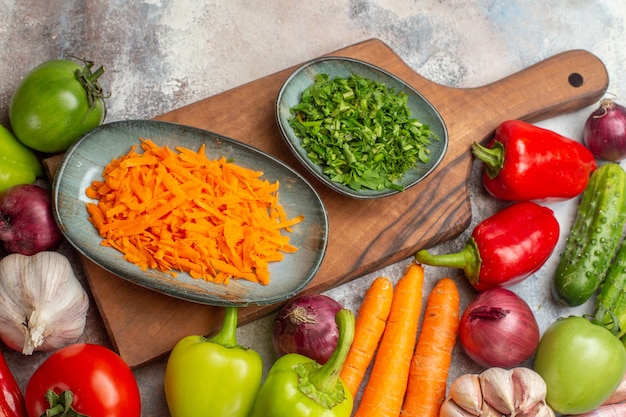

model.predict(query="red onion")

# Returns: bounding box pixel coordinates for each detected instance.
[0,184,63,255]
[272,294,343,364]
[583,97,626,161]
[459,288,540,368]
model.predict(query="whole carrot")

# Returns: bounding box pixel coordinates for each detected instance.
[401,277,460,417]
[353,262,424,417]
[340,276,394,397]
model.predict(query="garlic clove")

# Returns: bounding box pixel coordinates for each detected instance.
[439,398,480,417]
[479,367,516,415]
[481,400,506,417]
[517,401,555,417]
[511,367,548,413]
[448,373,483,415]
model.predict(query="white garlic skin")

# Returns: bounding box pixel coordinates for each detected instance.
[0,251,89,354]
[440,367,555,417]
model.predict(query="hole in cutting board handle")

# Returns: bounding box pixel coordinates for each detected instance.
[568,72,584,87]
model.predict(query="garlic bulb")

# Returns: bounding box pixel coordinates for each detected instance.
[0,251,89,354]
[440,367,555,417]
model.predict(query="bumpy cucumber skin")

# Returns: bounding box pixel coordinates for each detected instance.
[595,240,626,337]
[553,163,626,307]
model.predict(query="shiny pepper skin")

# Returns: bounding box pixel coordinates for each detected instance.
[472,120,597,201]
[0,351,26,417]
[416,201,560,291]
[164,307,263,417]
[0,124,42,193]
[249,309,355,417]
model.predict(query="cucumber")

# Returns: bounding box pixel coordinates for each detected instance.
[594,239,626,337]
[553,163,626,307]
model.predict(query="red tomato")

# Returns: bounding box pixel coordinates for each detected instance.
[25,344,140,417]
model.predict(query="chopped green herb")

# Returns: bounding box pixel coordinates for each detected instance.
[289,73,438,192]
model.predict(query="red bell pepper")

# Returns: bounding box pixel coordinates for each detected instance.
[415,201,559,291]
[0,351,26,417]
[472,120,597,201]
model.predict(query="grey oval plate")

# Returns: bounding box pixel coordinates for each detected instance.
[52,120,329,307]
[276,56,448,199]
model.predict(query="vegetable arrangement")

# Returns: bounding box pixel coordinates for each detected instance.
[354,263,424,417]
[289,73,438,192]
[5,52,626,417]
[408,112,626,416]
[471,119,596,201]
[439,367,554,416]
[249,309,355,417]
[340,276,393,397]
[458,288,539,369]
[416,201,560,291]
[164,307,262,417]
[533,316,626,415]
[402,277,460,417]
[0,252,88,355]
[86,138,303,285]
[552,162,626,306]
[9,57,107,153]
[0,184,63,256]
[272,294,343,364]
[25,343,141,417]
[583,96,626,162]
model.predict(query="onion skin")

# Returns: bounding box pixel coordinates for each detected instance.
[0,184,63,255]
[584,98,626,162]
[459,288,540,368]
[272,294,343,364]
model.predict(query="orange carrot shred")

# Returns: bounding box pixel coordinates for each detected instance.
[85,138,303,285]
[401,277,460,417]
[353,262,425,417]
[340,276,394,398]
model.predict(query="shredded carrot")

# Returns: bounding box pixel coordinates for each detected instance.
[85,138,303,285]
[340,276,394,398]
[353,262,425,417]
[401,277,461,417]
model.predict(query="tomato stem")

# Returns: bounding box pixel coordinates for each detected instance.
[43,389,88,417]
[72,58,107,114]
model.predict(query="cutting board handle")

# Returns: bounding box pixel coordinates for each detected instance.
[471,49,609,124]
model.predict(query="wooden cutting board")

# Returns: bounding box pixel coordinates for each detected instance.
[45,38,608,368]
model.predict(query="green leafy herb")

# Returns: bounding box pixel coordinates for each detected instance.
[289,73,438,192]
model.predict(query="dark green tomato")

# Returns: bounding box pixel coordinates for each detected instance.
[533,316,626,415]
[9,58,106,153]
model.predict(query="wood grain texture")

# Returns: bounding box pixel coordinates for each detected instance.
[44,38,608,368]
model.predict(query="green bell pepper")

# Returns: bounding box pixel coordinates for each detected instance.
[249,309,355,417]
[163,306,263,417]
[0,124,43,192]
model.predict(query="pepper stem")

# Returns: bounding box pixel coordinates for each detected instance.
[296,309,355,408]
[416,238,481,285]
[309,309,354,391]
[209,306,239,348]
[471,140,505,179]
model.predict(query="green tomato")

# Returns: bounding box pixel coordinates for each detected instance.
[533,316,626,415]
[9,58,107,153]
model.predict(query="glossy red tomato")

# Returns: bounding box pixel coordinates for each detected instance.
[24,344,140,417]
